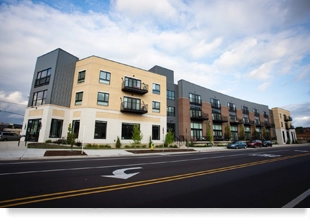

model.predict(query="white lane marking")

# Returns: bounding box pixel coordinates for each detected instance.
[282,188,310,208]
[0,154,246,176]
[294,150,309,153]
[102,167,142,179]
[249,154,281,158]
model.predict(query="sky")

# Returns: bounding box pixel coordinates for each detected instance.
[0,0,309,127]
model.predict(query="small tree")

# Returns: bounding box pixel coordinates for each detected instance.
[148,136,152,148]
[224,123,231,141]
[252,125,257,140]
[206,120,212,142]
[262,127,267,140]
[165,129,174,148]
[132,124,143,146]
[115,136,121,148]
[67,123,75,150]
[239,124,245,140]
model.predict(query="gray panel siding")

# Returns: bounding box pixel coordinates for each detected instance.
[28,50,59,107]
[149,65,174,84]
[51,50,78,107]
[178,80,270,114]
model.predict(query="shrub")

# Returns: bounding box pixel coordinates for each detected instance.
[45,140,52,143]
[75,140,82,147]
[116,136,121,148]
[170,144,178,148]
[124,145,131,148]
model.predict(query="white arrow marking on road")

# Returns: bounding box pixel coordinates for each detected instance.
[249,154,281,158]
[101,167,142,179]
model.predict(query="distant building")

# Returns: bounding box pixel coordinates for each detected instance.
[22,48,296,146]
[296,127,310,143]
[271,108,297,144]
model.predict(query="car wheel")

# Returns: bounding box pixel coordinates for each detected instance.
[3,138,7,141]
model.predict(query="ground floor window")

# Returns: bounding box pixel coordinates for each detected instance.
[72,120,80,138]
[245,126,251,140]
[94,121,107,139]
[122,123,139,140]
[231,125,238,141]
[213,123,222,141]
[152,125,160,140]
[49,119,63,138]
[191,122,202,140]
[26,119,41,142]
[167,123,175,137]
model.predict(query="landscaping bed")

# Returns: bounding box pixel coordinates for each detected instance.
[44,150,87,157]
[126,149,196,154]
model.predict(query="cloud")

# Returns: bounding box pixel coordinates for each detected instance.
[0,91,27,123]
[247,60,278,80]
[282,102,310,127]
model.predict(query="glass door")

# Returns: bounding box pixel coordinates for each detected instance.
[26,119,42,142]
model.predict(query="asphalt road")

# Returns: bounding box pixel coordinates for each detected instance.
[0,145,310,208]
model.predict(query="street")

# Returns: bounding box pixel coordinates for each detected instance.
[0,145,310,208]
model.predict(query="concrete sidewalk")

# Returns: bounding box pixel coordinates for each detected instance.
[0,141,307,161]
[0,141,230,160]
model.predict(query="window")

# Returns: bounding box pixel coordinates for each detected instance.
[35,68,51,87]
[32,90,47,106]
[49,119,63,138]
[211,98,221,109]
[167,90,175,100]
[124,77,141,88]
[152,101,160,113]
[123,97,141,110]
[228,103,236,112]
[152,125,160,140]
[75,92,83,105]
[167,106,175,116]
[72,120,80,138]
[213,123,223,140]
[97,92,109,106]
[189,93,201,105]
[231,125,238,141]
[99,70,111,84]
[153,83,160,94]
[122,123,139,140]
[94,121,107,139]
[78,70,85,83]
[242,106,249,115]
[191,122,202,140]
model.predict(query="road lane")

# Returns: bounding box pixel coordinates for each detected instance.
[0,145,309,207]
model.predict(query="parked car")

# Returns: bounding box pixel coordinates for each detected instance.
[247,140,262,148]
[0,132,21,141]
[227,141,247,149]
[262,140,273,147]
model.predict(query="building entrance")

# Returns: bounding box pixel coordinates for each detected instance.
[26,119,41,142]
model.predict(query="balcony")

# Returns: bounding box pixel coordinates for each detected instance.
[122,80,148,95]
[284,115,293,121]
[254,112,259,117]
[285,124,295,130]
[243,118,255,125]
[229,106,236,112]
[229,116,243,124]
[255,120,264,127]
[190,98,202,105]
[264,122,275,128]
[242,109,249,115]
[212,114,228,123]
[211,102,221,109]
[120,101,148,114]
[190,110,209,121]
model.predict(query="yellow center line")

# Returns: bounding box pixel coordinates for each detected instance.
[1,152,310,207]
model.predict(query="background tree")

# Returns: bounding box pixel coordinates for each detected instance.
[165,129,174,148]
[262,127,267,140]
[239,124,245,140]
[224,123,231,141]
[295,127,304,134]
[252,126,257,140]
[132,124,143,146]
[67,123,76,150]
[206,120,212,142]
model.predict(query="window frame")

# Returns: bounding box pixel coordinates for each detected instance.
[94,120,107,139]
[78,70,86,83]
[49,119,63,138]
[167,106,175,116]
[152,83,160,94]
[97,92,109,106]
[35,68,51,87]
[75,92,83,105]
[167,90,175,100]
[99,70,111,84]
[152,125,160,140]
[32,90,47,106]
[152,101,160,113]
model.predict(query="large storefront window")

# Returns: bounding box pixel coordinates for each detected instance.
[94,121,107,139]
[49,119,63,138]
[122,123,139,140]
[72,120,80,138]
[231,125,238,141]
[26,119,41,142]
[191,122,202,140]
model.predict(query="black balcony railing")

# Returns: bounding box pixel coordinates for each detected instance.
[212,114,228,122]
[229,106,236,112]
[264,122,275,128]
[285,124,295,130]
[190,98,202,105]
[120,101,148,114]
[243,109,249,115]
[229,116,243,124]
[190,110,209,121]
[255,120,264,127]
[122,80,148,94]
[243,118,255,125]
[284,115,293,121]
[254,112,259,117]
[211,102,221,109]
